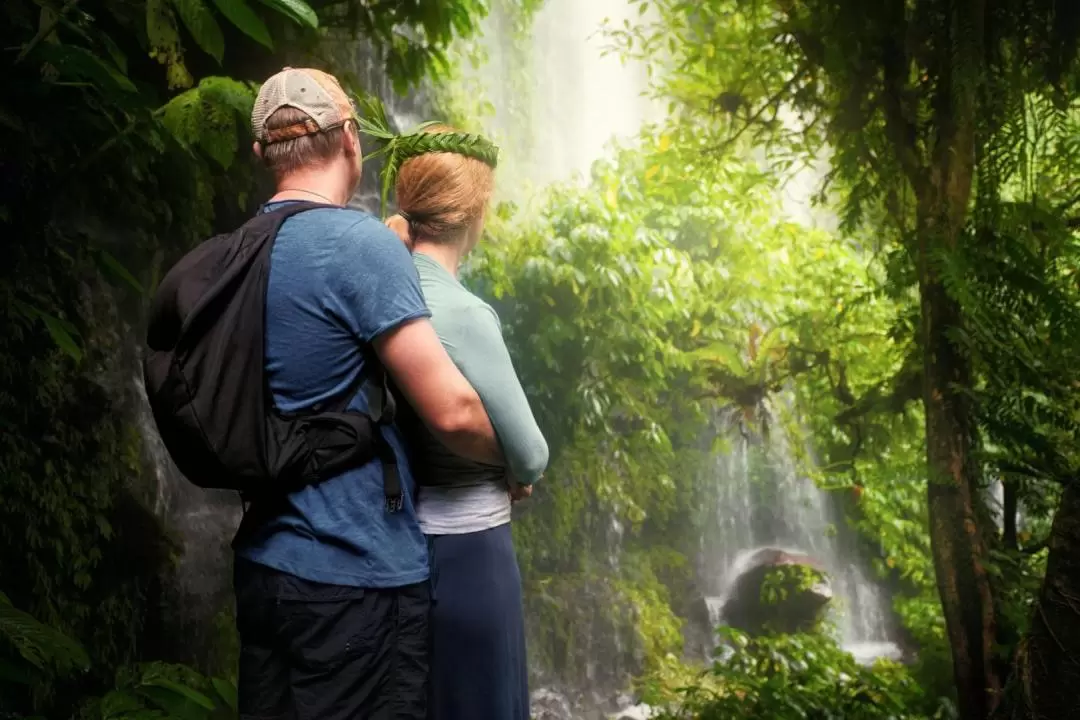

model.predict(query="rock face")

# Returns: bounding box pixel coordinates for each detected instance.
[720,547,833,635]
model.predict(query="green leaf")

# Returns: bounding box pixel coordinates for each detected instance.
[147,0,193,89]
[254,0,318,29]
[197,101,238,168]
[198,76,256,117]
[211,677,238,711]
[40,313,83,362]
[171,0,225,64]
[143,677,217,709]
[0,595,90,674]
[100,688,150,716]
[100,33,128,74]
[36,44,135,94]
[160,87,202,148]
[97,251,145,294]
[137,679,217,720]
[210,0,273,48]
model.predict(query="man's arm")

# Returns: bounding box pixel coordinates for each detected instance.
[328,217,502,465]
[374,317,503,465]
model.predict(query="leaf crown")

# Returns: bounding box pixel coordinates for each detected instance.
[354,95,500,214]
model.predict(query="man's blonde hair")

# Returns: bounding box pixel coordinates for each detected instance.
[260,107,355,179]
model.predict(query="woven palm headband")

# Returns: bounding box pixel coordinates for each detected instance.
[355,96,500,214]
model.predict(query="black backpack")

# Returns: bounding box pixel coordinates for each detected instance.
[143,201,402,510]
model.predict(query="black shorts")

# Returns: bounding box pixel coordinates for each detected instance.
[234,558,430,720]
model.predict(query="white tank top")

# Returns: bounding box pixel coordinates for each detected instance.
[416,483,511,535]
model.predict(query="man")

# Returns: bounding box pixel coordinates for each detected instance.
[233,67,503,720]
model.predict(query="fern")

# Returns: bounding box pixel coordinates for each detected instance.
[940,199,1080,485]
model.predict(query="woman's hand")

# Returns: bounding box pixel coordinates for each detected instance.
[509,483,533,503]
[385,214,414,252]
[508,473,541,503]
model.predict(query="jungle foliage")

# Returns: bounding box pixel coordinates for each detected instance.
[5,0,1080,718]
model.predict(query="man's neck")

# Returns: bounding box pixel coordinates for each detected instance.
[271,168,351,206]
[414,241,466,278]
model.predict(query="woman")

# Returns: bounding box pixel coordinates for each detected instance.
[385,125,549,720]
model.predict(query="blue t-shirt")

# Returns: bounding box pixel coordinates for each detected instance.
[234,202,431,588]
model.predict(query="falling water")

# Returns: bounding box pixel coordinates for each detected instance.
[696,403,900,662]
[466,0,660,198]
[524,0,657,185]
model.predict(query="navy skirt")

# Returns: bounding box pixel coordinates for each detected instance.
[427,523,529,720]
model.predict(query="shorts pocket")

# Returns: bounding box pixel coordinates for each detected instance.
[279,594,390,673]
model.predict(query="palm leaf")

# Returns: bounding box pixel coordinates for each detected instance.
[355,94,500,215]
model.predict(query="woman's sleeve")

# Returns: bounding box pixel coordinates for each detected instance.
[444,303,549,484]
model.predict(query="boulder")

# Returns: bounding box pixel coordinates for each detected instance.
[530,688,575,720]
[719,547,832,635]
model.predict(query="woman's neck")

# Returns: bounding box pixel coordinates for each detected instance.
[414,241,465,278]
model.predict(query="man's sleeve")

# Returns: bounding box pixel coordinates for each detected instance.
[329,218,431,342]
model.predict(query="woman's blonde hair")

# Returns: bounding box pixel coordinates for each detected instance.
[393,124,495,244]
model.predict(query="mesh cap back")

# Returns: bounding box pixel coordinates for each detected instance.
[251,68,354,145]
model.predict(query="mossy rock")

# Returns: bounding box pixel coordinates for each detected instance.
[720,547,832,635]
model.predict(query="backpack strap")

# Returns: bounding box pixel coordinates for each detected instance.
[325,356,403,512]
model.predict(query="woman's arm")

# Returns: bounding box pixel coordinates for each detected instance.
[442,302,549,485]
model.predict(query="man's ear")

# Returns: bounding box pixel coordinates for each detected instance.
[343,121,362,159]
[252,141,263,159]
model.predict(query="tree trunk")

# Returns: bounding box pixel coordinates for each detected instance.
[921,271,1001,720]
[916,0,1000,713]
[999,482,1080,720]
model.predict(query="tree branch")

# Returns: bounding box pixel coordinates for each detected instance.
[706,63,810,156]
[15,0,81,64]
[834,349,923,426]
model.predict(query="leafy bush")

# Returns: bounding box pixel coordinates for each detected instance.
[76,663,236,720]
[642,629,954,720]
[1,589,236,720]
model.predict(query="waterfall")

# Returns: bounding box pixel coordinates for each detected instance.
[467,0,660,196]
[525,0,657,186]
[697,404,900,663]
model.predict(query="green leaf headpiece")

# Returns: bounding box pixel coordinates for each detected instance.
[354,95,500,215]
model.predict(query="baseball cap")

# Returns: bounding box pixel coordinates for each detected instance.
[251,67,354,145]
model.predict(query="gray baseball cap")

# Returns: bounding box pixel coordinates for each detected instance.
[251,67,354,145]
